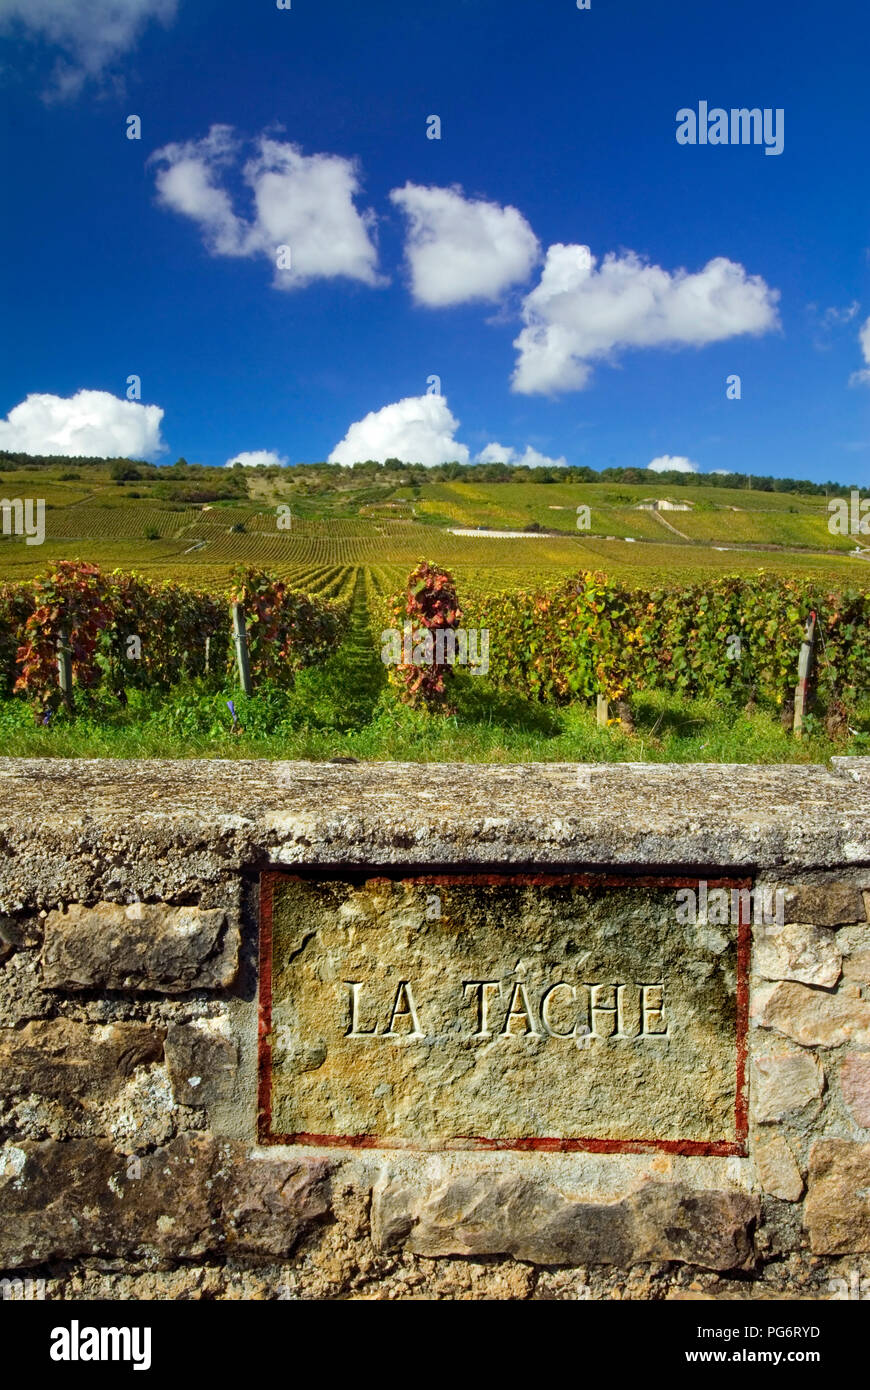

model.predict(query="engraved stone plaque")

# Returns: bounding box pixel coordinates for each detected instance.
[259,873,748,1153]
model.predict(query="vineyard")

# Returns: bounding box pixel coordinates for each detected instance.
[0,526,863,595]
[463,571,870,710]
[1,462,866,600]
[0,458,868,761]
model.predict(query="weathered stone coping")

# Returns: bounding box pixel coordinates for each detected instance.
[0,756,868,909]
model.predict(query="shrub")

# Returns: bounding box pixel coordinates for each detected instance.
[14,561,111,708]
[464,569,870,711]
[227,567,347,686]
[0,582,34,698]
[388,561,462,711]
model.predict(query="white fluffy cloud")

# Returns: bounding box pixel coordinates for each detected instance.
[648,455,698,474]
[849,317,870,387]
[0,0,177,99]
[512,244,780,394]
[390,183,540,307]
[150,126,383,290]
[0,389,165,459]
[329,395,567,469]
[329,395,470,467]
[475,441,567,468]
[225,450,288,468]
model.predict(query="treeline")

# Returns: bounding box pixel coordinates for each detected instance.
[0,452,248,504]
[1,450,865,501]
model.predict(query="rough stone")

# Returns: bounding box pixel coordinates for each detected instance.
[843,949,870,987]
[372,1173,758,1270]
[165,1021,238,1106]
[752,980,870,1048]
[782,885,866,928]
[755,1134,804,1202]
[0,1019,165,1138]
[0,1019,164,1098]
[0,757,868,1300]
[0,1134,330,1269]
[805,1140,870,1253]
[840,1055,870,1128]
[754,922,841,988]
[752,1050,824,1122]
[41,902,240,993]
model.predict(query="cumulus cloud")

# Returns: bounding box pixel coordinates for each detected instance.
[329,395,470,468]
[329,395,568,469]
[150,126,383,290]
[648,455,698,474]
[0,389,165,459]
[475,441,567,468]
[512,244,780,395]
[0,0,177,99]
[225,450,288,468]
[849,317,870,387]
[390,183,540,307]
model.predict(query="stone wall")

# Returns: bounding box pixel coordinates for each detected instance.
[1,756,870,1302]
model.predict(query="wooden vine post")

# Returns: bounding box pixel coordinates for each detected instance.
[231,602,253,697]
[56,631,73,713]
[596,693,609,728]
[792,610,817,740]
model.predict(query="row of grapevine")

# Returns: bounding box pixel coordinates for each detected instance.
[0,561,349,710]
[462,569,870,707]
[45,506,200,540]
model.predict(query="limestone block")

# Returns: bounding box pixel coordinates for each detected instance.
[782,885,865,928]
[755,1134,803,1201]
[372,1173,758,1270]
[805,1140,870,1253]
[165,1021,238,1106]
[752,980,870,1048]
[752,1049,824,1122]
[41,902,239,992]
[0,1135,329,1268]
[840,1055,870,1128]
[754,922,841,988]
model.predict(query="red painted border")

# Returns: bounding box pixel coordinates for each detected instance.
[258,870,751,1156]
[257,868,276,1145]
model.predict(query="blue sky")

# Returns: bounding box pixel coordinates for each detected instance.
[0,0,868,481]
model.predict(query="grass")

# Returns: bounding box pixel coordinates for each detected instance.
[2,670,863,764]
